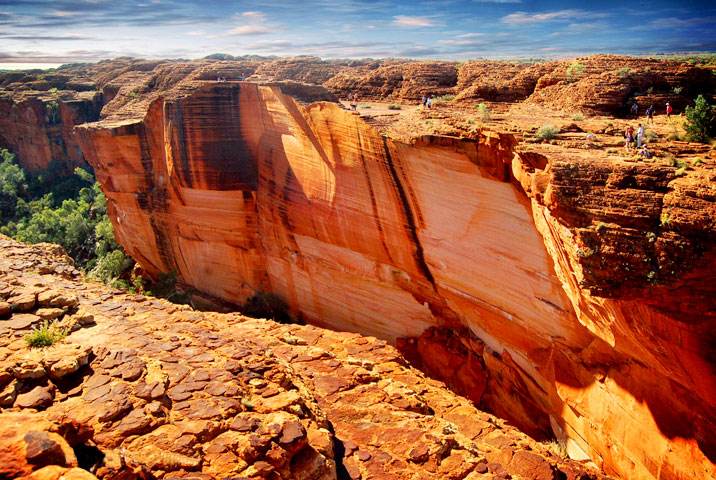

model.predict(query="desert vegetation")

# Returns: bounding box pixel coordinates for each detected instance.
[0,147,134,287]
[684,94,715,143]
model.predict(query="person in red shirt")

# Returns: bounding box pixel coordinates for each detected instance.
[625,125,635,152]
[666,102,673,119]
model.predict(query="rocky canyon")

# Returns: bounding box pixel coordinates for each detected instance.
[1,55,715,480]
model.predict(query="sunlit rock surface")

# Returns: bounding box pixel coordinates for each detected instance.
[0,235,605,479]
[74,79,716,480]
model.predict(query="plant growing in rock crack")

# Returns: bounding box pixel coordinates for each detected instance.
[536,125,560,141]
[566,61,585,82]
[45,100,60,125]
[25,320,67,348]
[617,67,633,78]
[572,113,584,121]
[660,212,671,226]
[387,104,401,110]
[475,103,491,122]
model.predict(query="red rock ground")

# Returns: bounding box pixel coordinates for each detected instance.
[0,235,606,480]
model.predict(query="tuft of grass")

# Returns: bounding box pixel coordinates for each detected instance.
[387,104,401,110]
[432,94,455,104]
[572,113,584,121]
[692,157,704,167]
[566,61,585,82]
[617,67,633,78]
[644,129,659,142]
[536,124,560,141]
[361,105,372,109]
[670,157,687,169]
[24,320,67,348]
[672,86,683,95]
[475,102,491,122]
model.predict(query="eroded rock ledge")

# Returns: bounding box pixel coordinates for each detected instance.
[73,80,716,480]
[0,235,605,480]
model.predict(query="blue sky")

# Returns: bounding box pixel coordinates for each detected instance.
[0,0,715,63]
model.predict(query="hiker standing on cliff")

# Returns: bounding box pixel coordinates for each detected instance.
[426,95,433,109]
[631,101,639,118]
[421,95,427,108]
[625,125,635,152]
[349,93,358,111]
[636,123,645,148]
[666,102,673,120]
[646,104,655,124]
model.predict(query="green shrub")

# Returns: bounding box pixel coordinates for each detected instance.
[672,86,683,95]
[692,157,704,167]
[25,320,67,348]
[684,94,715,143]
[536,125,560,141]
[617,67,632,78]
[566,61,585,82]
[0,150,135,287]
[667,125,684,141]
[387,104,401,110]
[0,149,28,223]
[45,101,60,124]
[432,94,455,104]
[475,103,491,122]
[644,129,659,142]
[89,249,133,286]
[572,113,584,121]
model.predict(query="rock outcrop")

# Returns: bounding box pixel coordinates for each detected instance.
[0,91,102,172]
[73,76,716,480]
[0,235,603,480]
[2,54,714,172]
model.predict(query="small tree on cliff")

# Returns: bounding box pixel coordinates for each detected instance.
[684,95,715,143]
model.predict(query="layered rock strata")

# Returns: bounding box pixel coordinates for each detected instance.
[0,92,102,172]
[75,81,716,480]
[0,235,603,480]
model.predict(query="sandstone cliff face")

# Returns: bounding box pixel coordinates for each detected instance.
[75,81,716,480]
[0,235,603,480]
[0,92,102,172]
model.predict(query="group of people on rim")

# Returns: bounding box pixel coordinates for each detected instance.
[624,101,673,158]
[420,95,433,109]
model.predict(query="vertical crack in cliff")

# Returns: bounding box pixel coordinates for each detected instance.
[138,121,177,274]
[381,136,436,287]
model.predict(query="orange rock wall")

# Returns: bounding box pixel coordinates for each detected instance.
[0,95,102,172]
[77,83,715,480]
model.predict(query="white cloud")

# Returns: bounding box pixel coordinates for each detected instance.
[502,9,599,25]
[228,10,271,36]
[393,15,435,27]
[649,16,715,29]
[241,11,266,19]
[228,25,271,35]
